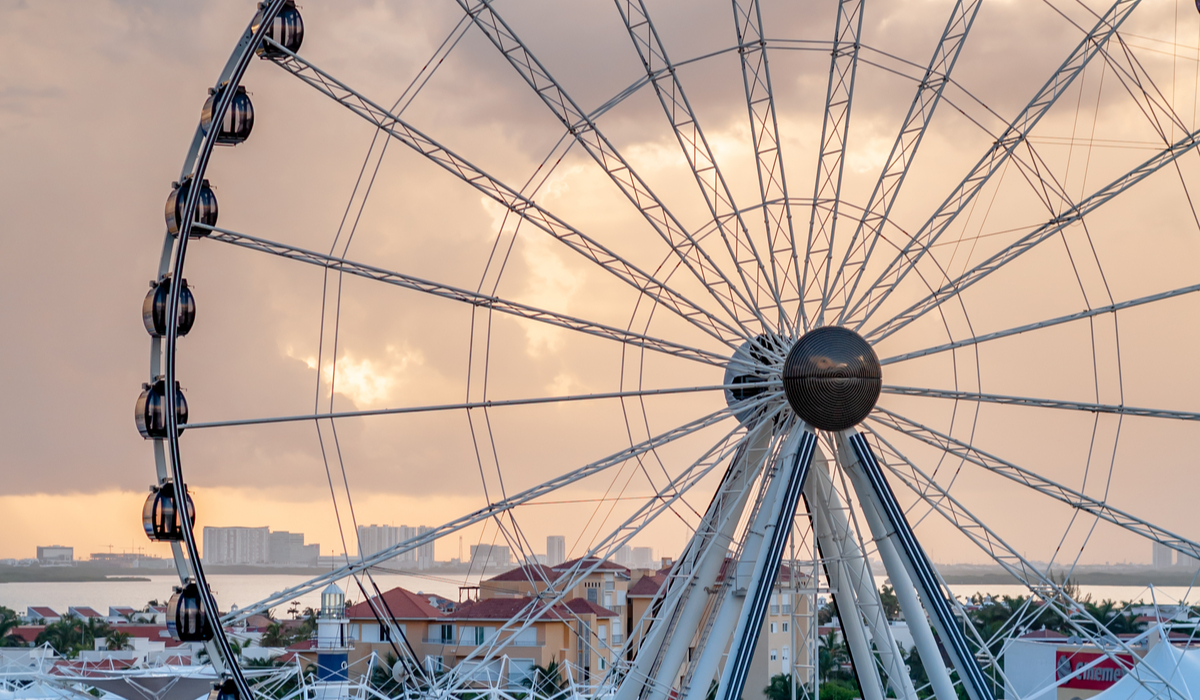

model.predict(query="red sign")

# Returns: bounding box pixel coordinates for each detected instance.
[1056,651,1135,690]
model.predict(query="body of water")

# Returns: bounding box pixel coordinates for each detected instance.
[0,573,481,616]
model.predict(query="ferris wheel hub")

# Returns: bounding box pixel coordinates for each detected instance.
[782,325,881,431]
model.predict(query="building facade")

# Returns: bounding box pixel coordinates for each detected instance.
[547,536,566,567]
[202,526,270,565]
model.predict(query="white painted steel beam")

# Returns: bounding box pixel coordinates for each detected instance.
[834,433,958,700]
[811,447,916,700]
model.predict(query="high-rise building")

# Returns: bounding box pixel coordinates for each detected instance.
[632,546,655,569]
[269,531,319,566]
[357,524,434,567]
[614,545,632,567]
[1153,541,1176,569]
[547,535,566,567]
[469,544,512,570]
[416,526,435,570]
[203,527,270,565]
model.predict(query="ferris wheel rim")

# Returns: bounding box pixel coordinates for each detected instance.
[144,1,1200,699]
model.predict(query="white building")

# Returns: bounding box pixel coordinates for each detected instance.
[36,546,72,563]
[1153,541,1175,569]
[356,524,435,568]
[547,536,565,567]
[202,526,269,565]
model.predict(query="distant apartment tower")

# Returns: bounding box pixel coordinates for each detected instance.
[36,546,73,563]
[632,546,655,569]
[614,545,632,567]
[203,526,270,565]
[1153,541,1176,569]
[469,544,512,570]
[269,531,319,566]
[547,536,566,567]
[357,524,434,568]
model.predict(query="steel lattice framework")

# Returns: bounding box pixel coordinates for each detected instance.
[140,3,1200,700]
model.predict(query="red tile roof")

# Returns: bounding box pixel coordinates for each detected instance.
[69,607,104,618]
[448,597,570,621]
[564,599,618,618]
[345,587,446,621]
[28,607,57,618]
[1022,629,1067,639]
[486,564,560,583]
[11,626,44,644]
[628,573,667,597]
[552,558,629,575]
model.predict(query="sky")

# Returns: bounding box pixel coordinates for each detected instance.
[2,0,1200,577]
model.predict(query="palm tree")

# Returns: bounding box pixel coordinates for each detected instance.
[523,659,565,698]
[37,619,85,657]
[105,631,132,651]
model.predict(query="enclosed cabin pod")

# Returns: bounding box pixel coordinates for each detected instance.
[167,582,213,642]
[208,680,238,700]
[143,276,196,337]
[253,0,304,57]
[135,377,188,439]
[165,178,218,238]
[201,85,254,145]
[143,481,195,542]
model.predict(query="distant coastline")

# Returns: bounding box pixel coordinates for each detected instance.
[2,561,1196,587]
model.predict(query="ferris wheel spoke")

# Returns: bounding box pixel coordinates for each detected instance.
[196,223,728,368]
[828,0,982,327]
[186,384,781,430]
[444,414,768,689]
[882,385,1200,423]
[867,426,1198,700]
[734,0,802,330]
[880,280,1200,366]
[456,1,768,338]
[869,407,1200,562]
[844,0,1140,331]
[803,0,864,330]
[615,0,787,334]
[262,40,748,350]
[219,397,766,625]
[865,123,1200,344]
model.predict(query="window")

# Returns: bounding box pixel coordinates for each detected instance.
[770,594,779,616]
[508,659,535,689]
[514,627,537,646]
[439,624,453,643]
[612,619,623,644]
[781,593,791,615]
[782,622,789,633]
[424,656,443,673]
[475,626,485,645]
[770,622,777,634]
[605,593,613,608]
[770,649,778,661]
[587,588,599,604]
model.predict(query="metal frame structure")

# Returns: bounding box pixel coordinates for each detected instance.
[142,3,1200,700]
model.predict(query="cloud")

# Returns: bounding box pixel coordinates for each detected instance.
[2,0,1200,567]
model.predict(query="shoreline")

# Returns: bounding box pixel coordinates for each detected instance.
[2,563,1196,587]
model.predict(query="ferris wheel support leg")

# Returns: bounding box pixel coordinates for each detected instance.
[835,468,956,700]
[619,421,775,700]
[808,448,916,700]
[715,426,818,700]
[681,427,814,700]
[804,450,887,700]
[837,431,994,700]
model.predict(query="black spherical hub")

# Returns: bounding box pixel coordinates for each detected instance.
[783,326,881,431]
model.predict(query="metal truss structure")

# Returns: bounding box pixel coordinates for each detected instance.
[141,2,1200,700]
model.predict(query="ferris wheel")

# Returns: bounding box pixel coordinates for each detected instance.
[138,1,1200,700]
